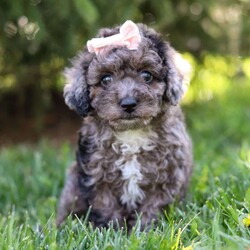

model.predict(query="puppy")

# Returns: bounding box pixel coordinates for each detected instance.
[57,21,193,230]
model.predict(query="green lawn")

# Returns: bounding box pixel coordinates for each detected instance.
[0,82,250,249]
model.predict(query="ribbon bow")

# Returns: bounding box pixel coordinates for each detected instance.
[87,20,141,55]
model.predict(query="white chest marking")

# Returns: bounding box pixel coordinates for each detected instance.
[113,129,158,209]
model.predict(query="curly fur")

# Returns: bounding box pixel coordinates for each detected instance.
[57,22,193,230]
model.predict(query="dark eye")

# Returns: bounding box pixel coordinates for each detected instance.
[100,74,113,86]
[140,71,153,84]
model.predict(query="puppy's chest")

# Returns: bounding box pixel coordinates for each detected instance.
[112,129,158,209]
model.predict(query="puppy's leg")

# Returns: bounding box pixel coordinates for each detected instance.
[57,163,89,226]
[128,193,170,230]
[128,209,159,231]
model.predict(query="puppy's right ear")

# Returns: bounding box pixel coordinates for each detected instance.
[63,52,93,117]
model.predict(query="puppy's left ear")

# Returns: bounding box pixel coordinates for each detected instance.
[164,46,192,105]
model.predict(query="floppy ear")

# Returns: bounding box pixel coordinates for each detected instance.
[163,45,192,105]
[63,52,93,117]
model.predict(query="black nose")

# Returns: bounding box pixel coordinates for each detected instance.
[120,97,137,113]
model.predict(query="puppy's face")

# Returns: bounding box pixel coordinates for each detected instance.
[63,23,191,131]
[88,48,166,130]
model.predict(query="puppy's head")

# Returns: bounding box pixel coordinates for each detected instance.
[64,21,191,131]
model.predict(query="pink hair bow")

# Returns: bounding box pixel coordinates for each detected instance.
[87,20,141,55]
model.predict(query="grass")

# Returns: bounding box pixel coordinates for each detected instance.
[0,82,250,249]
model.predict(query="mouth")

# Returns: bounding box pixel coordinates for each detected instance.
[118,116,140,121]
[109,116,153,131]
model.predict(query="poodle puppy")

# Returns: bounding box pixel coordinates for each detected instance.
[57,20,193,230]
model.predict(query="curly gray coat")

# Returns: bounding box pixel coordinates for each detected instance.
[57,22,193,230]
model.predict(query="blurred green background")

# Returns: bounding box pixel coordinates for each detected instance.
[0,0,249,145]
[0,2,250,247]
